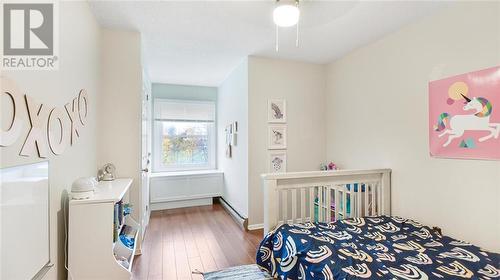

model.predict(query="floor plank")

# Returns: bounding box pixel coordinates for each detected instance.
[132,203,263,280]
[171,210,192,280]
[185,208,218,272]
[147,230,163,279]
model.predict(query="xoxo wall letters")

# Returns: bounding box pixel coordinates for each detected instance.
[1,76,88,158]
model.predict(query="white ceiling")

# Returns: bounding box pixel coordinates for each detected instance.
[89,1,447,87]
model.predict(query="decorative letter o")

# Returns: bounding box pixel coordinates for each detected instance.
[47,107,69,155]
[0,77,25,147]
[78,89,89,126]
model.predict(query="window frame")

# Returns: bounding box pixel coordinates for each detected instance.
[152,98,217,173]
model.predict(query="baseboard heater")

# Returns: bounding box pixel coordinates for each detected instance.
[216,197,249,231]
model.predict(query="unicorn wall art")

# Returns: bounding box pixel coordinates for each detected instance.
[429,66,500,160]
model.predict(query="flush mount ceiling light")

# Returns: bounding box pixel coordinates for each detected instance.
[273,0,300,51]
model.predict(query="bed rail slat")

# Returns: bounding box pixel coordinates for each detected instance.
[357,183,362,217]
[325,186,331,222]
[377,184,382,216]
[342,187,347,218]
[350,185,355,218]
[334,188,340,221]
[282,190,288,223]
[300,188,306,223]
[309,187,315,222]
[364,183,369,216]
[318,186,323,222]
[291,188,297,223]
[368,183,373,216]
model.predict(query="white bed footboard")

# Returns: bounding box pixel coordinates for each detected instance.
[262,169,391,234]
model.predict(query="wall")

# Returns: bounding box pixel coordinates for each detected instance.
[325,2,500,252]
[98,29,143,242]
[0,2,100,279]
[248,57,327,227]
[217,59,249,217]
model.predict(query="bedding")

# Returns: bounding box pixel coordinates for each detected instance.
[256,216,499,279]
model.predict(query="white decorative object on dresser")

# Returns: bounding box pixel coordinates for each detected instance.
[68,178,139,279]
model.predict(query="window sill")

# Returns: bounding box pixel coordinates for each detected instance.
[150,170,223,178]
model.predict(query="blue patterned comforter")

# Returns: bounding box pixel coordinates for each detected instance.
[256,216,499,279]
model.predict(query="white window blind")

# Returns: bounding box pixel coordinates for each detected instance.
[154,99,215,122]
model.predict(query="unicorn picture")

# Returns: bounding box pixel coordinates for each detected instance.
[434,94,499,147]
[429,66,500,160]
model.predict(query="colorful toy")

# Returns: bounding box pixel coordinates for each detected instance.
[320,161,338,171]
[328,162,337,170]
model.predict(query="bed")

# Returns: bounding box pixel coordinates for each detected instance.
[256,216,499,279]
[259,169,499,279]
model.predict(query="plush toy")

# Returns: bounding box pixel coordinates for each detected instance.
[320,162,338,171]
[328,162,338,170]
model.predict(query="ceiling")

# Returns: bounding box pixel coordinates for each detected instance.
[89,1,447,87]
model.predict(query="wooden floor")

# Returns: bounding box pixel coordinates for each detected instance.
[132,204,263,280]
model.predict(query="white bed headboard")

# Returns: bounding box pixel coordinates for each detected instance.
[261,169,391,234]
[1,161,51,279]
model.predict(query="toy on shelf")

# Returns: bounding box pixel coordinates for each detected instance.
[123,203,133,216]
[328,162,337,170]
[320,162,338,171]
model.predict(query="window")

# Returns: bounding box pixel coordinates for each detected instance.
[153,99,216,172]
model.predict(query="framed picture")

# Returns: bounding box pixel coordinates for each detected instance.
[268,125,287,149]
[225,127,231,145]
[429,66,500,160]
[225,144,232,158]
[231,133,237,146]
[268,99,286,123]
[269,151,287,173]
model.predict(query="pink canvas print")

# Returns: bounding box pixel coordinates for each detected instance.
[429,66,500,160]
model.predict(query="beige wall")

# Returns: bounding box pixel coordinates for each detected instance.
[98,29,143,232]
[217,59,249,217]
[248,57,327,226]
[325,2,500,252]
[0,2,101,279]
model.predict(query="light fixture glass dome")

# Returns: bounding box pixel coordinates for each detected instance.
[273,4,300,27]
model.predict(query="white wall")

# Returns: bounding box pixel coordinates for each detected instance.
[248,57,327,226]
[217,59,249,217]
[325,2,500,252]
[0,2,100,279]
[98,29,143,235]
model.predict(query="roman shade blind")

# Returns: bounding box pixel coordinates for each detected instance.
[154,99,215,122]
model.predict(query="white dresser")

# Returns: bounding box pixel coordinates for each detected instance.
[68,178,138,280]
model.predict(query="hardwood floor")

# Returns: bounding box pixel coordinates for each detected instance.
[132,203,264,280]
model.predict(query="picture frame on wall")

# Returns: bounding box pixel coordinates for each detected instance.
[268,99,286,123]
[225,144,232,158]
[268,125,287,149]
[429,66,500,160]
[269,151,287,173]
